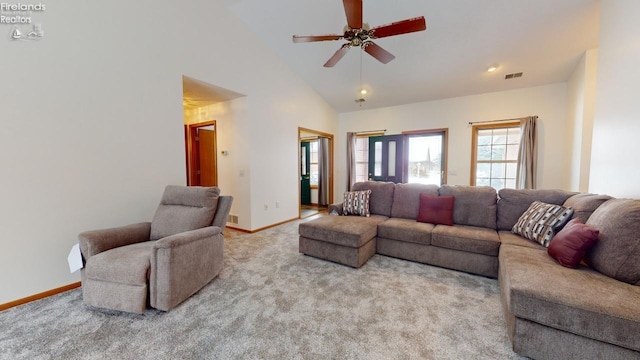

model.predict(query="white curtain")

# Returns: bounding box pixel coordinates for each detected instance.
[516,116,538,189]
[346,132,357,191]
[318,137,330,206]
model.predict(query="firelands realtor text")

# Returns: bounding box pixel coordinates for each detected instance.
[1,3,46,24]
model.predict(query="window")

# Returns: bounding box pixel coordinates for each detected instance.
[309,140,318,186]
[405,131,446,185]
[471,122,520,190]
[354,136,370,183]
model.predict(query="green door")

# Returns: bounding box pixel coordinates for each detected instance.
[300,142,311,205]
[368,135,403,183]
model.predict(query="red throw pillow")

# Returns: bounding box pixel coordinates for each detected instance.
[548,218,599,268]
[417,194,454,226]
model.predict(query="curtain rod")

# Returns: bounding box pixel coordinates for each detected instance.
[354,129,386,134]
[468,116,537,125]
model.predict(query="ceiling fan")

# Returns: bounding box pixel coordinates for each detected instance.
[292,0,426,67]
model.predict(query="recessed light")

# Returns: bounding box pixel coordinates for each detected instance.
[360,89,367,95]
[487,65,499,73]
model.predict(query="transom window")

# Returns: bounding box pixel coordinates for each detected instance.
[471,122,520,190]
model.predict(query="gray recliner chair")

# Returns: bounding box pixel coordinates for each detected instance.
[78,185,233,314]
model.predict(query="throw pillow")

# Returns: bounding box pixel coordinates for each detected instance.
[416,193,454,226]
[342,190,372,217]
[512,201,574,247]
[547,218,599,268]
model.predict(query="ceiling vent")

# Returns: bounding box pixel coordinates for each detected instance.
[505,72,523,80]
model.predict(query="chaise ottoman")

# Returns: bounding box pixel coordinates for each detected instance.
[298,215,387,267]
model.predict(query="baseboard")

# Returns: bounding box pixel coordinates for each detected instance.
[0,282,81,312]
[227,217,301,234]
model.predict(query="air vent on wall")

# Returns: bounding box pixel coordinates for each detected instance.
[505,72,523,79]
[227,214,239,225]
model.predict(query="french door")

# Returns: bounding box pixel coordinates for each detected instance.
[368,135,403,183]
[367,130,447,185]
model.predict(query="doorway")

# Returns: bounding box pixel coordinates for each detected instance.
[299,128,334,219]
[185,120,218,186]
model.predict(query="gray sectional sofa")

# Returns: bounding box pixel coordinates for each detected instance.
[298,181,640,360]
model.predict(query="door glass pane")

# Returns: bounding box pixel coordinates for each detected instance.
[408,135,443,186]
[388,141,396,177]
[301,149,306,175]
[374,141,382,177]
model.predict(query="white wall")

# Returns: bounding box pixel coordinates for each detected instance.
[566,49,598,192]
[336,84,569,199]
[0,0,336,304]
[589,0,640,198]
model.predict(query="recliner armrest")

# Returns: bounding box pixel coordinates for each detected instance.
[154,226,222,249]
[150,225,224,311]
[78,222,151,261]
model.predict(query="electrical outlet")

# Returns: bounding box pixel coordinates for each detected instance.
[275,202,280,209]
[264,204,268,211]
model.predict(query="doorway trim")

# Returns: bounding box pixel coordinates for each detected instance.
[185,120,218,186]
[298,127,334,219]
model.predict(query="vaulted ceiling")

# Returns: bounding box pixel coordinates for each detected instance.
[220,0,600,113]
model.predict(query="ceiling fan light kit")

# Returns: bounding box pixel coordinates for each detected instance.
[293,0,427,67]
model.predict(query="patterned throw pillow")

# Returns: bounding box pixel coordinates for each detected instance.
[342,190,372,217]
[512,201,574,247]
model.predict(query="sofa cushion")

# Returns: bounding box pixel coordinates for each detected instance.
[342,190,371,217]
[512,201,574,247]
[298,215,387,248]
[417,194,454,226]
[432,225,500,256]
[85,241,156,285]
[499,245,640,351]
[497,188,575,231]
[548,218,599,268]
[390,183,439,219]
[150,186,220,240]
[498,231,543,250]
[563,193,613,223]
[585,199,640,285]
[377,218,434,245]
[438,185,497,229]
[352,181,395,217]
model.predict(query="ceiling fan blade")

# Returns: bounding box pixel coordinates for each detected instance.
[371,16,426,38]
[343,0,363,29]
[363,42,395,64]
[324,44,351,67]
[293,34,343,43]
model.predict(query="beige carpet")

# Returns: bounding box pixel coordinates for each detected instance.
[0,217,525,359]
